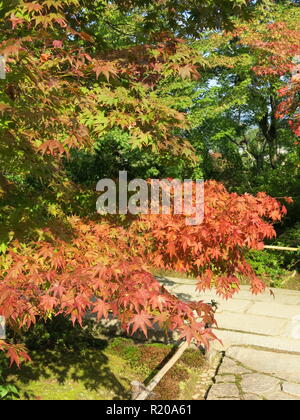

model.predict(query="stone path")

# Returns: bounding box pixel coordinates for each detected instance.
[207,346,300,400]
[158,276,300,400]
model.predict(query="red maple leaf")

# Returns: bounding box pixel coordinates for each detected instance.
[129,311,153,337]
[53,40,63,49]
[92,299,110,320]
[9,15,24,29]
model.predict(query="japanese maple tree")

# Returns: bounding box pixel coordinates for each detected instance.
[231,2,300,139]
[0,182,288,365]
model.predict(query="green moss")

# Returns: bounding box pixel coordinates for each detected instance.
[180,348,206,369]
[6,347,140,400]
[151,365,189,400]
[4,336,206,400]
[143,342,173,349]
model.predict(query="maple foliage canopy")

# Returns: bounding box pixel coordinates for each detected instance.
[0,0,295,365]
[0,180,288,365]
[229,3,300,139]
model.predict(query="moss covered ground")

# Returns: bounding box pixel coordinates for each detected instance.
[4,337,206,400]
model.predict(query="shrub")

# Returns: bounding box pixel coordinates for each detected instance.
[0,353,19,400]
[18,316,104,352]
[275,223,300,271]
[246,249,287,287]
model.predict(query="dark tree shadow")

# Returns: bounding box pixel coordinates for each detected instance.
[4,317,133,400]
[155,276,179,288]
[6,345,130,400]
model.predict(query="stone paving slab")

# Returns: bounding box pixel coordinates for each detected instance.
[216,312,288,336]
[244,393,263,400]
[268,392,299,400]
[159,277,300,400]
[207,346,300,400]
[232,291,300,305]
[282,382,300,397]
[213,329,300,353]
[163,277,197,286]
[159,277,300,345]
[241,373,279,394]
[215,374,236,383]
[226,346,300,383]
[206,383,240,400]
[215,299,252,314]
[161,277,300,306]
[247,302,300,320]
[217,356,251,375]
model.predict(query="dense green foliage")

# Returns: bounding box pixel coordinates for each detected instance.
[0,353,19,399]
[0,0,298,241]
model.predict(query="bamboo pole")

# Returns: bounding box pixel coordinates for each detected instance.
[0,316,5,339]
[0,55,6,80]
[133,341,189,400]
[264,245,299,252]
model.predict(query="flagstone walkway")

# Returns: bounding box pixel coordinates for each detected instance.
[158,276,300,400]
